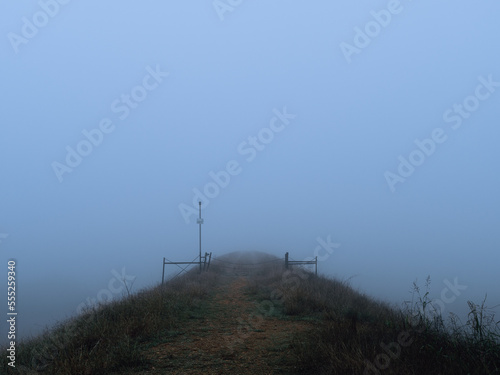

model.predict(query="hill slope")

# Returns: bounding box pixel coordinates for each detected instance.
[2,251,499,374]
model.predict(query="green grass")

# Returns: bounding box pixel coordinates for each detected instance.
[2,254,499,374]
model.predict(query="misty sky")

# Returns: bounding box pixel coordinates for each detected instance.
[1,1,500,341]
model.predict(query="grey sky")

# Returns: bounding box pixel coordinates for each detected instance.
[1,1,499,341]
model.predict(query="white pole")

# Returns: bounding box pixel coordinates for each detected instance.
[199,201,202,273]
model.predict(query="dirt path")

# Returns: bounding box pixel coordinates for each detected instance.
[128,276,314,374]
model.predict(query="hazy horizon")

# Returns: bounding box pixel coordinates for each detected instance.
[1,1,499,343]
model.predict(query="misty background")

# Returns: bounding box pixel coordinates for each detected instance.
[1,1,499,343]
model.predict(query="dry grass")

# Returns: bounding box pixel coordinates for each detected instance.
[2,253,499,374]
[262,268,500,375]
[239,263,500,374]
[0,269,220,374]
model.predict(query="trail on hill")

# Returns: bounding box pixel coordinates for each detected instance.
[127,273,313,374]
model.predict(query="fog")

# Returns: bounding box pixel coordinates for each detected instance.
[1,1,499,343]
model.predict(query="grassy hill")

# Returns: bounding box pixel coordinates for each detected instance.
[2,251,499,374]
